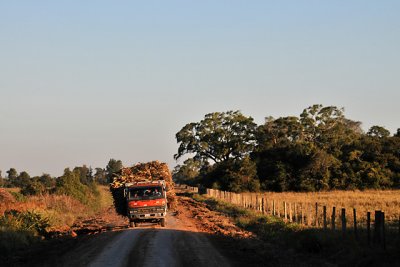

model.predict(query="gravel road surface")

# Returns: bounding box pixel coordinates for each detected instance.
[87,213,230,267]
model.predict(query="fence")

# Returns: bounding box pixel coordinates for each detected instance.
[195,187,399,248]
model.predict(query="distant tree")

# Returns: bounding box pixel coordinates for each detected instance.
[56,168,90,204]
[9,171,31,188]
[175,111,257,163]
[6,168,18,179]
[0,170,3,187]
[73,165,93,185]
[394,128,400,137]
[94,168,107,184]
[172,158,201,186]
[106,159,123,183]
[21,176,46,196]
[38,173,55,188]
[367,125,391,138]
[201,156,260,192]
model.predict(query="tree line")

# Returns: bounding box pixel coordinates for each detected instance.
[173,105,400,192]
[0,159,123,201]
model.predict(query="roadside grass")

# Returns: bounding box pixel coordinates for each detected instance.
[241,189,400,223]
[192,193,400,266]
[0,185,113,263]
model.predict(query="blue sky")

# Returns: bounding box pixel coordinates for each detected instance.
[1,1,399,176]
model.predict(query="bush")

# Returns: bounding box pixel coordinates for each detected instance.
[55,168,100,208]
[0,210,49,236]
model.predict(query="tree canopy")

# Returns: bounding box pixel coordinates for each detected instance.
[174,105,399,192]
[175,111,257,163]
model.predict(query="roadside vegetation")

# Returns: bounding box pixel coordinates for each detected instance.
[0,159,122,263]
[173,104,400,193]
[192,193,400,266]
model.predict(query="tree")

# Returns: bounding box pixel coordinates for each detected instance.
[256,116,303,150]
[94,168,107,184]
[106,159,123,183]
[201,156,260,192]
[39,174,55,188]
[367,125,391,138]
[6,168,18,179]
[175,111,257,163]
[21,177,46,196]
[73,165,93,185]
[172,158,201,186]
[0,170,3,187]
[9,171,31,188]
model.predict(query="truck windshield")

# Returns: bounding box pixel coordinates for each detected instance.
[128,186,163,200]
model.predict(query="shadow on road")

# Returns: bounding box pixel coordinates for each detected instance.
[7,227,274,267]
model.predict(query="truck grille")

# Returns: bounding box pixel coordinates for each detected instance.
[131,207,165,213]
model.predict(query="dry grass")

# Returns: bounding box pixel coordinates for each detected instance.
[258,190,400,223]
[0,185,113,231]
[211,189,400,228]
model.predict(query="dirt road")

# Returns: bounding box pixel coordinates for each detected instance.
[87,212,230,267]
[31,192,255,267]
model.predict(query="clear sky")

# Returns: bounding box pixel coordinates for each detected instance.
[1,1,399,177]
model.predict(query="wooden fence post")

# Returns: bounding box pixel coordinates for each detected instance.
[284,202,287,221]
[332,207,336,230]
[315,203,319,227]
[289,203,292,223]
[277,203,281,218]
[293,203,297,223]
[261,197,265,214]
[300,204,304,225]
[374,210,382,244]
[367,212,371,245]
[382,212,386,250]
[273,200,276,216]
[323,206,327,230]
[341,208,346,237]
[353,208,358,240]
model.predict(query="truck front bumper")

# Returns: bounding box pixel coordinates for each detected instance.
[128,207,167,220]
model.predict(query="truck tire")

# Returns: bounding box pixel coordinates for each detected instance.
[160,218,166,227]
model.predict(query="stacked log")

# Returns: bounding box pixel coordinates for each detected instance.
[110,161,176,216]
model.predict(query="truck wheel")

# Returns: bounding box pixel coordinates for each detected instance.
[160,218,166,227]
[129,221,135,228]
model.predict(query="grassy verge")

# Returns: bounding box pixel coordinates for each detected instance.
[192,193,400,266]
[0,185,113,263]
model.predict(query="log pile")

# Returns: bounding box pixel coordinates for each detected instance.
[110,161,176,216]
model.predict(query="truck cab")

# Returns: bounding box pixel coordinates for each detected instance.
[124,181,167,227]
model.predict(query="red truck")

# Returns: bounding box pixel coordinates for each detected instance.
[124,180,167,227]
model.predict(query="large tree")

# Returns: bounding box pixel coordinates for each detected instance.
[174,111,257,163]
